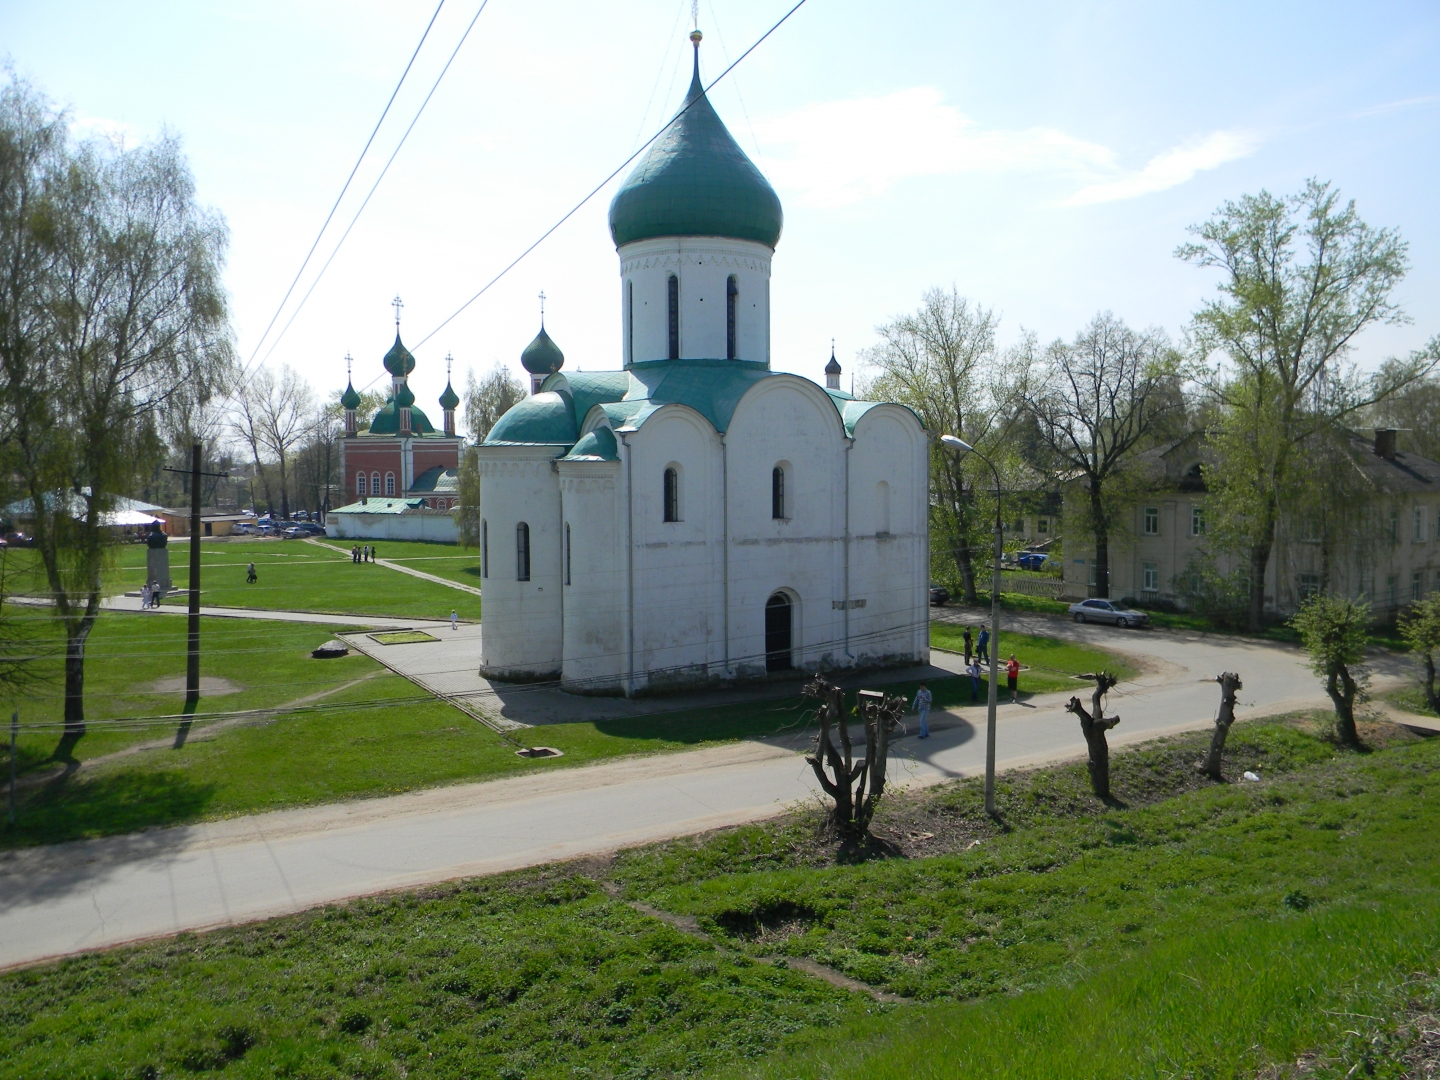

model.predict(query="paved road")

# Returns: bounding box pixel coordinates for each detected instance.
[0,617,1408,969]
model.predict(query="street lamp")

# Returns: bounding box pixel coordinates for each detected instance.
[940,433,1002,817]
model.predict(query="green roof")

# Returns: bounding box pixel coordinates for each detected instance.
[341,380,361,410]
[521,326,565,375]
[438,380,460,410]
[623,358,775,433]
[383,333,416,377]
[562,428,619,462]
[484,391,578,445]
[367,396,437,436]
[608,47,782,250]
[395,383,415,409]
[410,466,459,493]
[331,497,427,515]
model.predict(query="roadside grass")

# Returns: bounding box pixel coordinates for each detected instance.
[929,624,1137,691]
[322,538,481,588]
[1387,685,1440,718]
[4,717,1436,1079]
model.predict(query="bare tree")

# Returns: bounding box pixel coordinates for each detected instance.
[1023,313,1182,598]
[803,675,905,837]
[1066,672,1121,801]
[1198,672,1243,780]
[232,365,314,519]
[464,362,524,441]
[864,288,1027,602]
[0,75,233,738]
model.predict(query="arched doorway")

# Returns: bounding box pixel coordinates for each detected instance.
[765,592,793,672]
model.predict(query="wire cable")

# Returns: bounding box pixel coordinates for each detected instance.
[413,0,811,349]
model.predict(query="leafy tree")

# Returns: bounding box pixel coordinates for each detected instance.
[1364,359,1440,462]
[1179,179,1426,631]
[0,75,232,738]
[863,287,1026,603]
[1023,312,1182,598]
[1289,593,1370,746]
[1398,593,1440,713]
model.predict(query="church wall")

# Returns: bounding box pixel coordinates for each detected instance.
[558,459,628,693]
[846,406,930,666]
[476,447,564,679]
[623,408,728,690]
[724,379,849,676]
[620,237,771,363]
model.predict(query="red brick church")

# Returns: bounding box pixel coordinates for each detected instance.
[339,320,463,511]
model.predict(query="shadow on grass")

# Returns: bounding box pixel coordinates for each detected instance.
[1,767,218,861]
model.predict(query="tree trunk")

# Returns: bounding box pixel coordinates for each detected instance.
[1327,666,1360,746]
[62,619,93,739]
[804,677,903,837]
[1246,504,1276,633]
[1089,483,1110,599]
[1199,672,1243,779]
[955,543,977,604]
[1424,652,1439,714]
[1066,673,1120,800]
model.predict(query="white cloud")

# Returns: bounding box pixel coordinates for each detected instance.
[752,88,1257,209]
[1064,130,1260,206]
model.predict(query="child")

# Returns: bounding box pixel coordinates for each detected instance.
[1006,653,1020,704]
[451,609,459,631]
[913,682,933,739]
[966,659,982,702]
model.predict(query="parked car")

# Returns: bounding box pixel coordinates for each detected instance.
[929,583,950,606]
[1016,551,1048,571]
[2,531,33,547]
[1067,598,1150,628]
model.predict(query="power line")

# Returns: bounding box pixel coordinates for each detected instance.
[238,0,448,379]
[413,0,811,349]
[255,0,493,370]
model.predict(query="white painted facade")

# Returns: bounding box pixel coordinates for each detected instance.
[620,237,771,363]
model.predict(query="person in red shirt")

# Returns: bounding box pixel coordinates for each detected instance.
[1006,654,1020,704]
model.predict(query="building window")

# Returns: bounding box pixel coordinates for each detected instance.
[663,467,680,522]
[371,471,380,495]
[565,523,572,586]
[1297,573,1320,601]
[1142,563,1159,592]
[1390,509,1399,542]
[481,519,488,578]
[1416,506,1427,542]
[516,522,530,582]
[626,279,634,364]
[1143,507,1159,535]
[1388,574,1398,608]
[1087,560,1097,588]
[667,274,679,360]
[726,275,738,360]
[385,472,395,496]
[876,480,890,535]
[357,473,367,496]
[1191,506,1205,536]
[1038,516,1049,534]
[1413,571,1424,602]
[772,466,786,520]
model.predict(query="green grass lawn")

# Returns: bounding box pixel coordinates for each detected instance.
[928,624,1137,699]
[319,538,481,588]
[4,717,1436,1079]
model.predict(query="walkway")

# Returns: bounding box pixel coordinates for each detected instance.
[0,620,1382,970]
[12,593,449,631]
[306,538,482,596]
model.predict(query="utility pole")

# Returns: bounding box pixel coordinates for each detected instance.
[164,443,227,714]
[8,709,16,827]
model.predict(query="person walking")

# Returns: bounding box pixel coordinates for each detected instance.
[1007,653,1021,704]
[140,582,151,610]
[362,544,369,563]
[371,544,378,562]
[966,658,982,702]
[962,626,973,663]
[451,609,459,631]
[977,626,990,664]
[246,562,257,584]
[913,682,933,739]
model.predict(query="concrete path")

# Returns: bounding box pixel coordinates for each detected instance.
[306,538,482,596]
[9,593,450,631]
[2,618,1394,970]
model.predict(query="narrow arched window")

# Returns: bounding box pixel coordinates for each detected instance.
[772,466,786,520]
[481,519,488,577]
[385,472,395,496]
[357,473,367,496]
[564,523,572,585]
[663,467,680,522]
[516,522,530,581]
[726,275,738,359]
[667,274,679,359]
[876,480,891,535]
[626,279,634,363]
[371,472,380,495]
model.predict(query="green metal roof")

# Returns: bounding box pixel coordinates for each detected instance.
[438,380,460,410]
[521,326,565,375]
[541,370,632,429]
[331,497,427,515]
[562,428,619,462]
[410,466,459,494]
[383,333,416,377]
[367,396,437,436]
[483,391,578,445]
[608,49,782,250]
[623,358,775,433]
[341,380,361,410]
[395,382,416,409]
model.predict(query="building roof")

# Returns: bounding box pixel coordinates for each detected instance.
[484,391,579,446]
[562,427,620,462]
[409,466,459,494]
[366,396,437,436]
[341,380,361,410]
[1343,429,1440,493]
[395,382,416,409]
[383,333,416,377]
[439,380,460,410]
[825,349,842,376]
[607,40,783,250]
[331,497,429,515]
[521,326,565,376]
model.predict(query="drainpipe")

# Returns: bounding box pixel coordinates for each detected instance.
[554,458,564,681]
[620,431,635,697]
[721,432,730,678]
[844,438,853,660]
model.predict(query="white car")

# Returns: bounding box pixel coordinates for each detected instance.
[1068,599,1150,628]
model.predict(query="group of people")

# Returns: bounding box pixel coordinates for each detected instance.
[909,622,1024,739]
[138,581,165,608]
[350,544,378,563]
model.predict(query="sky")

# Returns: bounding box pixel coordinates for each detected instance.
[3,0,1438,432]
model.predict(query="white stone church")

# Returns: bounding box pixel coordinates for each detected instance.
[476,33,930,694]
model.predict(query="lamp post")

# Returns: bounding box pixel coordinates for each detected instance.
[940,433,1002,817]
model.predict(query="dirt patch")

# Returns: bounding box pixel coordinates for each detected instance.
[142,675,243,696]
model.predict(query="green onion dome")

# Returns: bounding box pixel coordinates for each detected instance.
[383,333,416,377]
[521,326,565,376]
[825,349,842,377]
[341,380,361,410]
[608,39,782,250]
[439,380,460,410]
[395,383,416,409]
